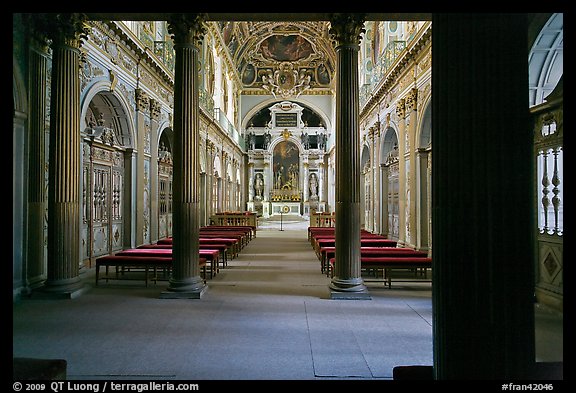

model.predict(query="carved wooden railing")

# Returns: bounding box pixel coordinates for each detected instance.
[531,88,563,310]
[210,212,258,229]
[310,212,335,227]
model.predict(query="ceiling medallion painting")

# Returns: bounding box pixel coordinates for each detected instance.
[232,23,335,97]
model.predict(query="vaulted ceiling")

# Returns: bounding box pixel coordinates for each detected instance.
[86,13,432,96]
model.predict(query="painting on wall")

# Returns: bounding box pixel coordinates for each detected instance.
[273,140,300,191]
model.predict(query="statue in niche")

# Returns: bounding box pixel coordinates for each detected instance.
[254,173,264,199]
[309,173,318,199]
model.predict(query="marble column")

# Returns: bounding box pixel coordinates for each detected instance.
[26,36,49,290]
[417,148,431,252]
[396,99,407,247]
[373,123,381,234]
[432,13,534,379]
[161,14,207,299]
[318,162,325,203]
[248,162,254,202]
[329,14,370,299]
[41,14,89,298]
[406,88,418,248]
[368,127,375,232]
[380,163,389,236]
[134,88,150,246]
[149,99,161,244]
[302,161,309,201]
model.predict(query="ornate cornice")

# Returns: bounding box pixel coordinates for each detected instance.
[360,21,432,119]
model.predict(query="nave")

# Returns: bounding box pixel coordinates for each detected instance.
[12,220,562,381]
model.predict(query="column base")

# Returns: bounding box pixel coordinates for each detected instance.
[32,278,88,300]
[159,277,207,299]
[329,278,371,300]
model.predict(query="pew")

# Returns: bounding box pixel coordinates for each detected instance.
[328,256,432,288]
[138,243,231,268]
[319,247,428,275]
[115,248,220,278]
[95,255,208,286]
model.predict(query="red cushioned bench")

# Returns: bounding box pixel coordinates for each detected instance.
[313,238,398,259]
[320,247,428,275]
[95,255,208,287]
[139,243,231,269]
[115,248,220,278]
[328,256,432,288]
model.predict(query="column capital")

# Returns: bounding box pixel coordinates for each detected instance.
[168,13,207,47]
[405,87,419,112]
[135,88,150,113]
[150,98,162,120]
[329,13,366,48]
[32,13,90,49]
[396,99,406,119]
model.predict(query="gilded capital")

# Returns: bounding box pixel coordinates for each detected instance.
[150,99,162,120]
[405,88,419,112]
[396,99,406,119]
[168,13,207,47]
[135,88,150,112]
[329,13,366,47]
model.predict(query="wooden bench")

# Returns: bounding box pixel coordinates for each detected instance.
[115,248,219,278]
[328,256,432,288]
[320,247,428,276]
[95,255,208,286]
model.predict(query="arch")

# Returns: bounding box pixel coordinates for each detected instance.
[80,80,136,149]
[529,13,563,107]
[13,56,28,115]
[241,98,332,132]
[360,144,371,170]
[213,154,222,177]
[226,161,233,181]
[380,125,400,163]
[417,100,432,148]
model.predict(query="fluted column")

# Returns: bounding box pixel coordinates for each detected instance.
[41,14,89,298]
[406,88,418,248]
[432,13,534,379]
[26,33,49,290]
[161,14,207,298]
[149,99,161,243]
[396,99,407,246]
[417,148,431,251]
[135,88,150,246]
[380,163,389,236]
[329,14,370,299]
[373,123,381,234]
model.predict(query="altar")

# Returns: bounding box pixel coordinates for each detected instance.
[271,202,301,216]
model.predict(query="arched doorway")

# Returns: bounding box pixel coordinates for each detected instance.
[81,92,134,267]
[158,129,173,239]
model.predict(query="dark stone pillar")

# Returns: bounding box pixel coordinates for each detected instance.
[40,14,90,298]
[432,13,535,379]
[161,14,207,299]
[26,33,49,290]
[328,14,370,299]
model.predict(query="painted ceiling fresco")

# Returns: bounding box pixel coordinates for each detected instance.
[218,21,335,97]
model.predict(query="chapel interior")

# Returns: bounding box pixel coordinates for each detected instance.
[12,12,563,381]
